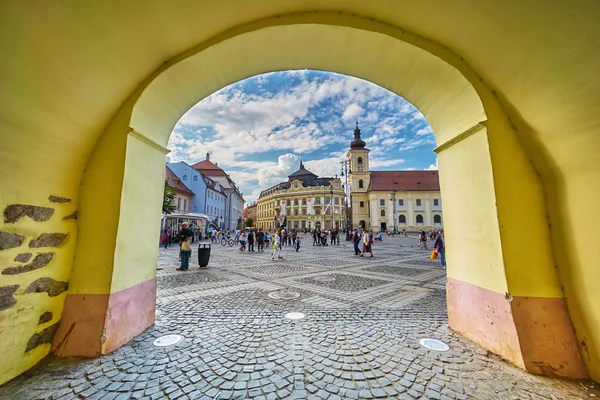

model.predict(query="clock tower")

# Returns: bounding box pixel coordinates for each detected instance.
[346,122,371,229]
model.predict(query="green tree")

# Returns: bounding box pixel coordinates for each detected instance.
[244,218,254,228]
[162,180,177,214]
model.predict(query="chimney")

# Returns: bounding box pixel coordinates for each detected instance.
[206,152,210,161]
[215,162,218,167]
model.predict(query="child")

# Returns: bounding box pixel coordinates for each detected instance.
[295,236,301,252]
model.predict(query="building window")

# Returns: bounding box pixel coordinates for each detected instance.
[193,175,198,181]
[433,199,439,206]
[434,215,442,224]
[294,210,298,216]
[183,199,187,211]
[302,209,307,215]
[358,180,364,189]
[357,157,363,164]
[416,199,422,207]
[302,198,307,205]
[287,210,291,216]
[302,221,306,229]
[360,201,364,208]
[380,199,385,206]
[294,199,298,206]
[182,175,187,181]
[398,199,404,206]
[380,209,386,217]
[315,198,321,204]
[286,200,291,206]
[416,214,424,224]
[334,198,339,205]
[177,198,181,209]
[399,215,406,224]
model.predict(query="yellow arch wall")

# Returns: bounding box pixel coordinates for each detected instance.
[1,2,599,383]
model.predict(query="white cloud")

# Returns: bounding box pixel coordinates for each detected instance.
[427,158,439,170]
[416,126,433,136]
[341,103,365,121]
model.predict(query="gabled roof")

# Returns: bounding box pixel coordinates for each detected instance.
[191,159,227,176]
[166,166,194,195]
[288,161,318,179]
[368,170,440,191]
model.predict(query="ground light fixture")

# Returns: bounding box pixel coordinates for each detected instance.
[419,338,450,352]
[152,334,184,347]
[284,312,305,320]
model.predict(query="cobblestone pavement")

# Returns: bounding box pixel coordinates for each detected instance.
[2,235,598,400]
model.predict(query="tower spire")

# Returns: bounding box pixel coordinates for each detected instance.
[350,121,366,149]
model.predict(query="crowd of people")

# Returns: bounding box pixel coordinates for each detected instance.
[163,223,446,270]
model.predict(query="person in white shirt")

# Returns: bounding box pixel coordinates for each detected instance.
[271,228,284,260]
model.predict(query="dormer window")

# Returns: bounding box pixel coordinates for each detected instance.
[182,175,187,181]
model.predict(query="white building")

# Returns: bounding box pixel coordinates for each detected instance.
[347,123,443,232]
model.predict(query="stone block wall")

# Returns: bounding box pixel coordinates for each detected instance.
[0,196,77,384]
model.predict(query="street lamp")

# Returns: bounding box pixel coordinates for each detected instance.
[329,186,334,230]
[390,191,397,234]
[340,159,351,240]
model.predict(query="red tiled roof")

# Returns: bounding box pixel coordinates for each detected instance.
[191,159,227,176]
[165,166,194,195]
[368,170,440,191]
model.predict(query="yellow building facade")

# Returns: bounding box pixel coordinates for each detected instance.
[256,163,345,232]
[1,1,599,384]
[347,125,443,232]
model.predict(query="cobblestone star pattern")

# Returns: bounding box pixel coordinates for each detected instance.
[1,236,597,399]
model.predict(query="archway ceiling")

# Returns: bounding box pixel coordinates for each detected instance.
[1,0,599,178]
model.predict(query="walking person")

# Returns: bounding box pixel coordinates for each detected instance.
[312,230,318,246]
[434,228,446,269]
[248,229,255,252]
[176,223,194,271]
[256,228,265,252]
[239,231,247,251]
[419,231,428,249]
[160,229,170,249]
[271,228,284,261]
[361,230,374,257]
[330,229,336,246]
[352,228,361,256]
[295,235,301,252]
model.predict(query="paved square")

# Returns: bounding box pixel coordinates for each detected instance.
[0,235,597,400]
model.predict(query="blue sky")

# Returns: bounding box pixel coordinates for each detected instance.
[167,70,438,203]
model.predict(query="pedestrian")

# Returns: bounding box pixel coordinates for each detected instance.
[292,229,297,246]
[352,228,361,256]
[330,229,336,246]
[361,230,374,257]
[295,236,301,252]
[248,229,255,252]
[176,223,194,271]
[256,228,265,252]
[271,228,284,261]
[312,230,318,246]
[160,228,170,249]
[419,231,428,249]
[239,231,247,251]
[434,228,446,269]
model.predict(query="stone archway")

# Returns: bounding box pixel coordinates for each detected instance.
[1,4,599,384]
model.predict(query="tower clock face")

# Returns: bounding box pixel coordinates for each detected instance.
[358,166,363,172]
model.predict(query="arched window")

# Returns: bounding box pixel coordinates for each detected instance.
[193,175,198,181]
[399,215,406,224]
[358,180,364,189]
[182,175,187,181]
[357,157,363,164]
[434,215,442,224]
[380,209,386,217]
[416,214,424,224]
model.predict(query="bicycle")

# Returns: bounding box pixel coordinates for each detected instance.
[220,237,234,247]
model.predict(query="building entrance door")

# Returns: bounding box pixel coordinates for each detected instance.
[380,222,387,232]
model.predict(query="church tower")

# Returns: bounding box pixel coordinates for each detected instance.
[346,122,371,228]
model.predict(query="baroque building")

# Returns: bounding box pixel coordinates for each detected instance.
[256,162,345,231]
[347,123,443,232]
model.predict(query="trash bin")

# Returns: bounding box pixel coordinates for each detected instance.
[198,243,211,268]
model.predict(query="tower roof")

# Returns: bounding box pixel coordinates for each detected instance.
[350,121,366,149]
[288,160,317,180]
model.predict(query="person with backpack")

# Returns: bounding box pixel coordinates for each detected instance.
[247,229,255,252]
[176,223,194,271]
